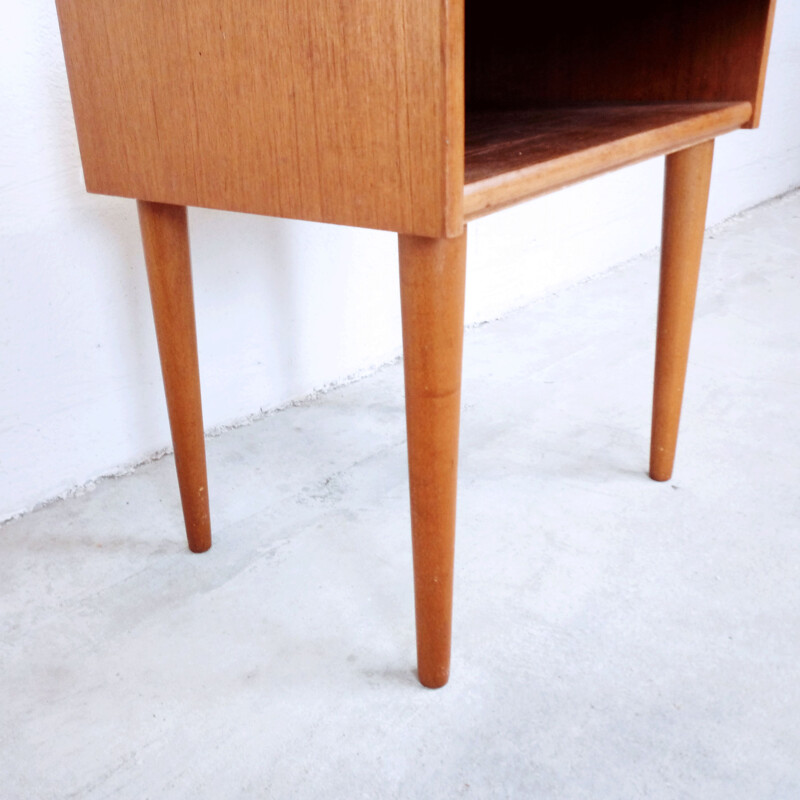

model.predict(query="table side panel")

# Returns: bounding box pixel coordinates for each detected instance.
[55,0,462,237]
[749,0,778,127]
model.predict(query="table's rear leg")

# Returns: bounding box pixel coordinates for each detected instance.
[398,230,467,688]
[650,140,715,482]
[137,201,211,553]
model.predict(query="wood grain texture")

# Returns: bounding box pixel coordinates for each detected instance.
[463,102,750,220]
[56,0,464,237]
[399,230,467,688]
[54,0,777,690]
[138,201,211,553]
[650,141,715,482]
[749,0,779,127]
[466,0,776,128]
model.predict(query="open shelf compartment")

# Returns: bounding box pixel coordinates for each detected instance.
[463,101,751,219]
[462,0,774,220]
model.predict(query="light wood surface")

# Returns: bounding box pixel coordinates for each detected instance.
[55,0,777,688]
[138,201,211,553]
[650,141,715,482]
[464,102,750,220]
[750,0,779,126]
[56,0,464,238]
[399,230,467,688]
[466,0,776,127]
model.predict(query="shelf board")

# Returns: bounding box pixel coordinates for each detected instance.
[463,102,752,220]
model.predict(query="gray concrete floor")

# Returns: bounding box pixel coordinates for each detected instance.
[2,192,799,799]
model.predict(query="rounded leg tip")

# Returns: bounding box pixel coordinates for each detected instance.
[649,469,672,482]
[188,535,212,554]
[418,665,450,689]
[649,451,674,482]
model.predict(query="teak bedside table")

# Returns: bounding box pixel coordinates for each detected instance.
[56,0,776,688]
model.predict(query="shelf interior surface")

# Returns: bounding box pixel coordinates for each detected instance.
[463,101,752,220]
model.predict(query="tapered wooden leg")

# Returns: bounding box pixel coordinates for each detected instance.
[399,229,467,689]
[650,140,715,482]
[137,201,211,553]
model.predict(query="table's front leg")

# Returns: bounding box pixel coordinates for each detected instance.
[398,230,467,688]
[138,201,211,553]
[650,140,715,482]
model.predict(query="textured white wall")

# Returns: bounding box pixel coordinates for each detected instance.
[2,2,799,521]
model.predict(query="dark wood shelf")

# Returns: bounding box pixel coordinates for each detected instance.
[464,101,752,220]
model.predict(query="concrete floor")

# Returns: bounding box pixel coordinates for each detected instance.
[2,191,799,799]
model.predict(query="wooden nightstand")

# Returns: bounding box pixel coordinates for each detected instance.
[55,0,776,687]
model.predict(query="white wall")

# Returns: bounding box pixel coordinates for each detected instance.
[2,2,799,522]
